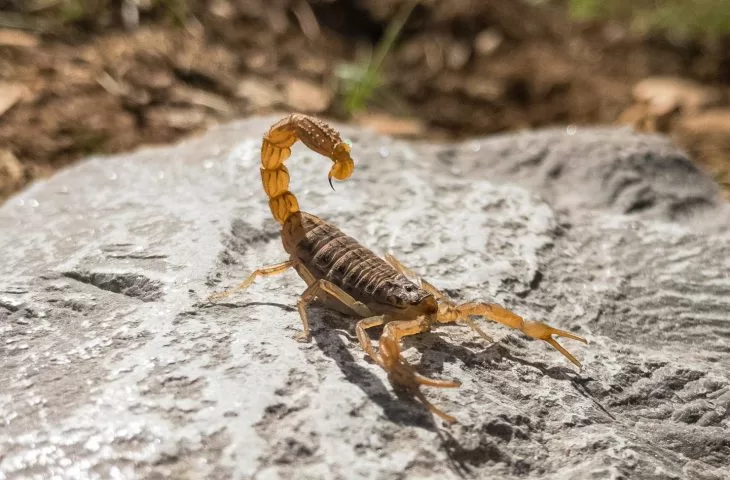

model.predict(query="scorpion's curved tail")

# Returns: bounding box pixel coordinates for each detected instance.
[260,113,355,224]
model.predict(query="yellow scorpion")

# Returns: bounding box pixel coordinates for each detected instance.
[210,113,588,423]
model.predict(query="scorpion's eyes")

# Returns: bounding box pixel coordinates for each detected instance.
[404,284,416,292]
[387,295,402,305]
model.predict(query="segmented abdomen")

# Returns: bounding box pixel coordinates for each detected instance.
[282,212,403,303]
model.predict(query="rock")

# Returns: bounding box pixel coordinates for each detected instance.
[474,29,503,56]
[464,76,506,101]
[0,117,728,479]
[431,126,726,229]
[446,41,471,70]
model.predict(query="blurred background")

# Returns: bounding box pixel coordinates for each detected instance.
[2,0,730,204]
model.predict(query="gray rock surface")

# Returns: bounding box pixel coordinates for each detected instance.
[1,117,728,480]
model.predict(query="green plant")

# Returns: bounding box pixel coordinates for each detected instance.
[58,0,88,24]
[335,0,418,115]
[568,0,730,40]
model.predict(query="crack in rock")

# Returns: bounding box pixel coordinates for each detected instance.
[63,270,163,302]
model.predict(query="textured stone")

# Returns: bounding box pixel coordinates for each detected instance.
[0,117,728,479]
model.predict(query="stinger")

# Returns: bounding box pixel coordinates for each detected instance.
[260,113,355,224]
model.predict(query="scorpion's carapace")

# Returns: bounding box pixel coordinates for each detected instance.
[260,113,354,224]
[210,113,588,424]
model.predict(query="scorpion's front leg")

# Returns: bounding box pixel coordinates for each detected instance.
[438,303,587,369]
[357,316,461,423]
[385,254,586,366]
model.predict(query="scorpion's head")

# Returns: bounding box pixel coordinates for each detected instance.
[328,142,354,189]
[377,276,438,317]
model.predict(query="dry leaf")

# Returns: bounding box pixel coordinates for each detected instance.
[0,150,25,197]
[284,78,332,113]
[236,78,283,109]
[633,77,722,116]
[0,83,26,118]
[355,113,425,137]
[0,29,39,47]
[677,109,730,135]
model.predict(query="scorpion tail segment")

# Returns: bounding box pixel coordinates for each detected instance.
[330,142,355,178]
[439,303,587,369]
[261,137,293,169]
[261,114,355,223]
[262,163,299,224]
[261,128,300,224]
[327,143,355,190]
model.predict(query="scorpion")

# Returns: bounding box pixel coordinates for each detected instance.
[209,113,588,423]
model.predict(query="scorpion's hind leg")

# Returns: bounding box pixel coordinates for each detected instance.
[438,302,588,368]
[377,318,461,423]
[207,260,296,302]
[385,253,494,343]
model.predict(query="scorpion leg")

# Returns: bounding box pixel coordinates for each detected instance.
[379,318,461,423]
[438,303,587,369]
[357,311,462,423]
[297,279,372,342]
[208,260,296,302]
[298,280,459,421]
[355,316,385,361]
[385,254,494,343]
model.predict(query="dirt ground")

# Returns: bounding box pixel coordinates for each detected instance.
[2,0,730,202]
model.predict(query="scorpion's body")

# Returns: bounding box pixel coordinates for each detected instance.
[283,211,433,317]
[210,113,588,423]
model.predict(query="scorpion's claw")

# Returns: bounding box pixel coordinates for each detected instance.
[440,303,587,370]
[389,364,460,424]
[413,388,458,424]
[378,322,461,422]
[385,356,460,423]
[521,321,588,369]
[387,360,461,390]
